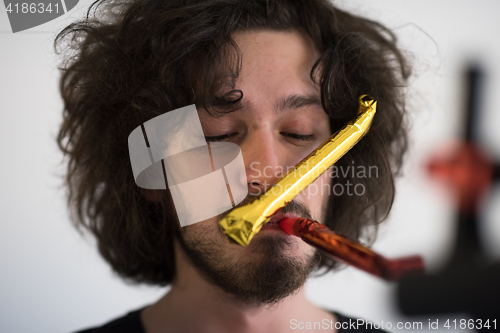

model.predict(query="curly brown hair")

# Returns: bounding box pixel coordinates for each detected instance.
[55,0,411,285]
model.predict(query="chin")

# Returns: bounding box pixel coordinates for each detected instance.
[239,231,310,260]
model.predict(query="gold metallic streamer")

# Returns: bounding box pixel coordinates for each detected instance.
[219,95,377,246]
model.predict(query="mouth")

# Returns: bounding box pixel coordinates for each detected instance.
[260,213,298,232]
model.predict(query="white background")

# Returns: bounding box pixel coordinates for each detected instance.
[1,1,500,332]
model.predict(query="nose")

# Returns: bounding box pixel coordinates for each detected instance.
[241,131,284,196]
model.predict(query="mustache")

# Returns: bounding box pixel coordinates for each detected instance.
[217,193,312,223]
[278,200,312,219]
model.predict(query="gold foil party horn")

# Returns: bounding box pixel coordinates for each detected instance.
[219,95,377,246]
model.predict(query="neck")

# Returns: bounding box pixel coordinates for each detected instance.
[141,241,336,333]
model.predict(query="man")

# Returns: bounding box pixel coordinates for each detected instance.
[55,0,410,332]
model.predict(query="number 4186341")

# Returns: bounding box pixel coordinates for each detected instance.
[5,2,59,14]
[444,319,496,330]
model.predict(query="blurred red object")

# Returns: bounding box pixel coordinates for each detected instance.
[279,217,424,281]
[427,142,494,213]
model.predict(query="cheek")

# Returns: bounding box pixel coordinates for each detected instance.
[181,217,221,244]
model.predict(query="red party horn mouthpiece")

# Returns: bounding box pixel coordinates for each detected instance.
[279,217,424,281]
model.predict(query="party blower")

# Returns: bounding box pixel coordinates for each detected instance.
[219,95,424,281]
[279,217,424,281]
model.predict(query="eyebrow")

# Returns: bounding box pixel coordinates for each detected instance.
[205,93,322,115]
[274,94,322,113]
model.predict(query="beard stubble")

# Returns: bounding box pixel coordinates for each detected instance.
[176,198,320,306]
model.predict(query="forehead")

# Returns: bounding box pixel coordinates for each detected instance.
[232,29,318,70]
[230,30,320,106]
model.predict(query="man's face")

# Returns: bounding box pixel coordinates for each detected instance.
[177,30,332,305]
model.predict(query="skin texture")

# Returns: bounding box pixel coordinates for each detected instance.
[142,30,337,333]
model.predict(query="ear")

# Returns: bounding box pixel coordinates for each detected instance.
[139,188,164,202]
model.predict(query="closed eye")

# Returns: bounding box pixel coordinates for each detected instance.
[204,133,238,142]
[281,132,315,141]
